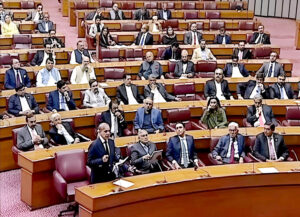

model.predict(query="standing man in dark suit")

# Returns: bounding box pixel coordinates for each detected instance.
[223,56,249,77]
[211,122,246,164]
[174,50,195,78]
[271,73,295,99]
[116,74,143,105]
[47,80,76,112]
[184,22,202,45]
[250,25,271,44]
[4,59,31,89]
[37,13,54,33]
[253,122,289,161]
[130,129,159,173]
[134,24,153,46]
[166,123,201,169]
[204,68,234,100]
[8,85,40,117]
[87,123,119,183]
[157,3,171,20]
[31,42,56,66]
[134,7,150,20]
[214,27,231,44]
[233,41,252,60]
[161,42,181,60]
[257,52,284,77]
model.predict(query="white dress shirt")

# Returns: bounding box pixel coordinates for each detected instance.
[163,11,168,20]
[110,112,118,134]
[59,92,69,111]
[249,84,262,99]
[33,12,40,22]
[191,32,199,45]
[19,96,31,111]
[57,125,74,144]
[238,50,243,60]
[40,52,56,66]
[125,85,138,104]
[151,87,166,103]
[231,66,243,78]
[215,81,226,100]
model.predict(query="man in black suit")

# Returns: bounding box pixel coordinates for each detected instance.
[134,7,150,20]
[271,73,295,99]
[116,74,143,105]
[174,50,195,78]
[250,25,271,44]
[134,24,153,46]
[204,68,234,100]
[257,52,284,77]
[247,94,277,127]
[233,41,252,60]
[157,3,171,20]
[31,42,55,66]
[223,56,249,77]
[253,122,289,161]
[214,27,231,44]
[161,42,181,60]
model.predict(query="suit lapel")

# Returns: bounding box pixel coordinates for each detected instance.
[131,85,137,99]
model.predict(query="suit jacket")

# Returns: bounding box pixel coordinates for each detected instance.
[49,121,78,145]
[250,32,271,44]
[134,32,153,45]
[37,21,54,33]
[211,134,245,163]
[144,83,176,101]
[223,63,249,77]
[271,83,295,99]
[47,90,76,111]
[166,135,197,164]
[85,11,104,20]
[191,47,216,61]
[174,61,195,77]
[134,9,150,20]
[233,48,252,59]
[8,93,39,116]
[31,50,45,66]
[253,133,289,161]
[133,107,164,132]
[247,104,277,126]
[214,34,232,44]
[130,142,157,172]
[257,62,284,77]
[116,83,144,105]
[100,110,127,137]
[87,138,119,183]
[17,124,49,151]
[184,31,202,45]
[157,10,172,20]
[161,47,181,60]
[238,80,273,99]
[4,68,31,89]
[44,37,64,48]
[204,79,232,99]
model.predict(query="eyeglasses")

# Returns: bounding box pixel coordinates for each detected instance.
[145,102,153,105]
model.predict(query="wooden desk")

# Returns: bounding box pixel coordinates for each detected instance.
[2,0,41,9]
[76,162,300,217]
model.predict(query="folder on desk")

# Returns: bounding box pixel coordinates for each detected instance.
[113,179,134,188]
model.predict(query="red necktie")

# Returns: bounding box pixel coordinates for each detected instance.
[193,32,197,45]
[230,140,235,164]
[268,138,276,160]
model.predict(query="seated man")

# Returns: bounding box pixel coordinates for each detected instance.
[130,129,159,173]
[271,73,295,99]
[44,30,65,48]
[83,79,110,108]
[8,85,40,117]
[31,42,56,66]
[214,27,231,44]
[109,3,125,20]
[211,122,246,164]
[247,94,277,127]
[134,7,150,20]
[233,41,252,60]
[204,68,234,100]
[47,80,76,112]
[161,42,181,60]
[138,51,163,80]
[223,56,249,78]
[37,13,54,33]
[25,3,43,23]
[257,52,284,77]
[184,22,202,45]
[70,56,96,84]
[174,50,195,78]
[134,97,164,134]
[253,122,289,161]
[99,99,127,138]
[36,58,61,87]
[134,24,153,46]
[166,122,200,169]
[191,39,216,62]
[157,3,171,20]
[144,74,181,103]
[88,15,103,39]
[116,74,144,105]
[5,59,31,89]
[17,114,49,151]
[70,40,94,64]
[250,25,271,44]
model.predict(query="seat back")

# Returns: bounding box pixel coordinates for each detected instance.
[164,2,174,9]
[104,68,125,80]
[121,2,135,10]
[196,22,204,30]
[246,33,252,43]
[246,136,256,151]
[231,2,244,10]
[239,21,254,30]
[205,11,220,19]
[173,83,195,95]
[284,106,300,126]
[162,20,178,30]
[252,47,272,59]
[168,61,176,73]
[210,21,225,30]
[100,48,120,62]
[182,2,195,9]
[210,137,220,152]
[100,0,112,8]
[0,54,13,67]
[196,61,217,73]
[184,11,198,19]
[21,1,35,9]
[144,2,157,9]
[157,47,166,59]
[12,127,23,163]
[13,34,32,49]
[74,1,88,9]
[121,23,137,31]
[166,108,191,124]
[204,2,217,10]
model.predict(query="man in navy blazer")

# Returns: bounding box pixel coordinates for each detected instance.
[134,24,153,45]
[214,27,231,44]
[5,59,31,89]
[8,85,40,117]
[157,3,171,20]
[211,122,245,164]
[223,56,249,77]
[37,13,54,33]
[166,123,200,169]
[47,80,76,112]
[271,73,295,99]
[133,97,164,134]
[250,25,271,44]
[87,123,119,183]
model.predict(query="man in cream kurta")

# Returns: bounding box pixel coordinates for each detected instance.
[70,56,96,84]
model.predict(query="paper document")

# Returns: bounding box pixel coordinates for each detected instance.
[258,167,279,173]
[113,179,134,188]
[149,150,163,164]
[115,157,129,167]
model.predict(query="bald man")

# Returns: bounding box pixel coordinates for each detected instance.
[174,49,195,78]
[138,51,163,80]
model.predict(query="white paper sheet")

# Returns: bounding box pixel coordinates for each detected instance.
[113,179,134,188]
[258,167,279,173]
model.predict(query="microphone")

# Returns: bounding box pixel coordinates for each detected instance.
[244,161,256,174]
[194,165,211,178]
[290,149,300,172]
[155,161,167,184]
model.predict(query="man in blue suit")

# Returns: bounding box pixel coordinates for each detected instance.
[47,80,76,112]
[223,56,249,77]
[166,122,201,169]
[211,122,246,164]
[133,97,164,134]
[4,59,31,89]
[8,85,40,117]
[214,27,231,44]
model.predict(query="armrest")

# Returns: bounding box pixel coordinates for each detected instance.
[86,166,91,182]
[247,152,262,162]
[191,121,206,130]
[53,170,67,199]
[198,121,208,130]
[165,124,176,132]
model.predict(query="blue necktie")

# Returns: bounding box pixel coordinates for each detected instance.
[140,34,145,46]
[61,96,67,111]
[280,86,285,99]
[267,63,273,77]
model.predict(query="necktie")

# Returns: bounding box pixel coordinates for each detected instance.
[258,113,264,127]
[193,32,197,45]
[258,34,263,43]
[104,141,110,155]
[267,63,273,77]
[61,95,67,111]
[280,86,285,99]
[97,24,101,32]
[180,138,189,168]
[143,143,149,154]
[140,34,145,46]
[229,139,235,164]
[16,70,21,87]
[268,137,276,160]
[113,116,118,138]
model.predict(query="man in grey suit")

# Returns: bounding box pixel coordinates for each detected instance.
[257,52,284,77]
[184,22,202,45]
[37,13,54,33]
[134,7,150,20]
[174,50,195,78]
[25,3,43,23]
[253,122,289,161]
[17,114,49,151]
[130,129,159,173]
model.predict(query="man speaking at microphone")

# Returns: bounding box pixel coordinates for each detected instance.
[70,55,96,84]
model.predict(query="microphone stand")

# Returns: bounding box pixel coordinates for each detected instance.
[155,161,168,183]
[194,165,211,178]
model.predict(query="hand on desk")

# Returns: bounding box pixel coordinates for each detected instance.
[172,160,181,170]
